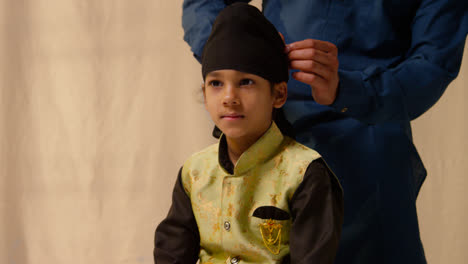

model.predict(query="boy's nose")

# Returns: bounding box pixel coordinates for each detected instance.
[222,86,240,105]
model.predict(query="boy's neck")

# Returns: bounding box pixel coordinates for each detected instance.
[223,122,274,167]
[225,136,259,166]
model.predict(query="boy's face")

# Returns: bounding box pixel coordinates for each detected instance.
[204,69,287,145]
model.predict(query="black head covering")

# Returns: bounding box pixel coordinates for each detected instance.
[201,3,289,83]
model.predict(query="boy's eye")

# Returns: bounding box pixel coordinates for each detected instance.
[240,79,254,86]
[209,80,222,87]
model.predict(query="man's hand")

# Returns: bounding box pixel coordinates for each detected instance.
[285,39,339,105]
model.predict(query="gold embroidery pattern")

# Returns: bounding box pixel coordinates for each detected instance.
[259,219,282,255]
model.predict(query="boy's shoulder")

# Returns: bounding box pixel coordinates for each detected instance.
[280,136,322,162]
[180,143,219,193]
[282,137,342,193]
[184,142,219,166]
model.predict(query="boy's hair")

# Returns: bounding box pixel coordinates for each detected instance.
[201,3,289,84]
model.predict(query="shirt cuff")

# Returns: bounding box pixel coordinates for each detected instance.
[331,69,367,116]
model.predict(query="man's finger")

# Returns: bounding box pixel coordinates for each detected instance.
[288,49,338,67]
[279,32,285,44]
[287,39,337,55]
[292,71,337,105]
[290,60,333,80]
[292,71,327,88]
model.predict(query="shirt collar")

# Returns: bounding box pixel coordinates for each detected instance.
[218,122,284,175]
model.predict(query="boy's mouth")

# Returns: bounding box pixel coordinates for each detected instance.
[221,113,244,120]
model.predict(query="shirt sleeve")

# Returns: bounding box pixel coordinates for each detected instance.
[286,158,344,264]
[182,0,251,61]
[154,167,200,264]
[331,0,467,123]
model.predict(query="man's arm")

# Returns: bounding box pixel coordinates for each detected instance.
[287,158,344,264]
[288,0,467,124]
[154,168,200,263]
[182,0,251,61]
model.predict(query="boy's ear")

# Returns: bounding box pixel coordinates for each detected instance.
[272,82,287,108]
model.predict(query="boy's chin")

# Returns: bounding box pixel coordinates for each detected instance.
[220,128,246,140]
[220,127,266,144]
[218,126,250,139]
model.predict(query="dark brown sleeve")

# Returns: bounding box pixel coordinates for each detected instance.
[154,167,200,264]
[286,158,344,264]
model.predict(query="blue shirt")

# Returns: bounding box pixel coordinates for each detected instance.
[182,1,467,263]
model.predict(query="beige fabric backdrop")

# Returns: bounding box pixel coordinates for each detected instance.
[0,0,466,263]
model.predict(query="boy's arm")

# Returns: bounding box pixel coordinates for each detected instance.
[287,158,344,264]
[154,167,200,263]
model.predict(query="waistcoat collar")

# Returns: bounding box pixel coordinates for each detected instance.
[218,122,284,175]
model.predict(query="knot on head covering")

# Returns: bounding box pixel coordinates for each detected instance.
[202,3,289,83]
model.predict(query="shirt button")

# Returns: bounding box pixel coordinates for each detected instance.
[341,107,348,113]
[230,256,240,264]
[224,221,231,231]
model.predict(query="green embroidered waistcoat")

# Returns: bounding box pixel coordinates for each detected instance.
[181,123,322,263]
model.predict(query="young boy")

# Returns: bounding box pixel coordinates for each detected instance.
[154,3,343,263]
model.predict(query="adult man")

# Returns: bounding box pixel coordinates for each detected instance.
[182,0,467,263]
